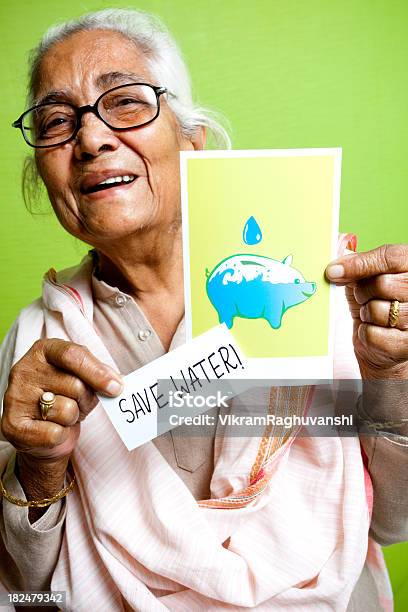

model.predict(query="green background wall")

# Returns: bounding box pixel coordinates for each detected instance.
[1,0,407,607]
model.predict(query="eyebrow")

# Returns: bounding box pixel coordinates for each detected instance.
[35,72,150,106]
[95,71,149,89]
[35,89,73,106]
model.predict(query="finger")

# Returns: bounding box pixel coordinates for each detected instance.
[358,323,408,361]
[353,273,408,304]
[37,369,97,416]
[38,339,123,396]
[2,414,70,451]
[5,364,97,422]
[19,422,81,461]
[326,244,408,283]
[39,395,80,426]
[360,300,408,330]
[345,284,360,318]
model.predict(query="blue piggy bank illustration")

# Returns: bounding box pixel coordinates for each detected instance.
[206,253,316,329]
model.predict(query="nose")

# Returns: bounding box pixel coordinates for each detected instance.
[73,112,119,161]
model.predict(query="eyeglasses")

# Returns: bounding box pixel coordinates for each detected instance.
[12,83,168,148]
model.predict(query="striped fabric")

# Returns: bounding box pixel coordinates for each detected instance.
[199,386,314,510]
[0,233,392,610]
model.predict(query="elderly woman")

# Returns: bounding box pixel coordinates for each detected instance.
[0,8,407,612]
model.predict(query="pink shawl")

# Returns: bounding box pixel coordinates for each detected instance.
[0,234,392,610]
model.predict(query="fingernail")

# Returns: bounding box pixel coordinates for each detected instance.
[326,264,345,279]
[105,379,123,396]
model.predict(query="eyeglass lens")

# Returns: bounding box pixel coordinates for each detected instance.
[22,84,159,147]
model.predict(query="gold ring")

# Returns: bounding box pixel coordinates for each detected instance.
[388,300,400,328]
[39,392,56,421]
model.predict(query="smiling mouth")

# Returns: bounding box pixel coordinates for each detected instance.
[82,174,137,195]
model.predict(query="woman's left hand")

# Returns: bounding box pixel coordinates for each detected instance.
[325,244,408,379]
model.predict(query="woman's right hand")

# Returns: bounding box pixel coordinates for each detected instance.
[1,338,123,463]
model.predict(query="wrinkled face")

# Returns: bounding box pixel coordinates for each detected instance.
[34,29,201,246]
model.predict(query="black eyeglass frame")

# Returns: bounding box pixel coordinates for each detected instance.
[12,82,168,149]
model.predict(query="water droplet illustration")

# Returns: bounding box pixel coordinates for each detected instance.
[243,216,262,245]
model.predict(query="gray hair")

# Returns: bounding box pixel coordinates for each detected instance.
[23,7,231,210]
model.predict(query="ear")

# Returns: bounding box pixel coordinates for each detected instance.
[190,126,206,150]
[282,254,293,265]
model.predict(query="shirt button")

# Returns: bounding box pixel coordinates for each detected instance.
[115,294,127,307]
[138,329,151,341]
